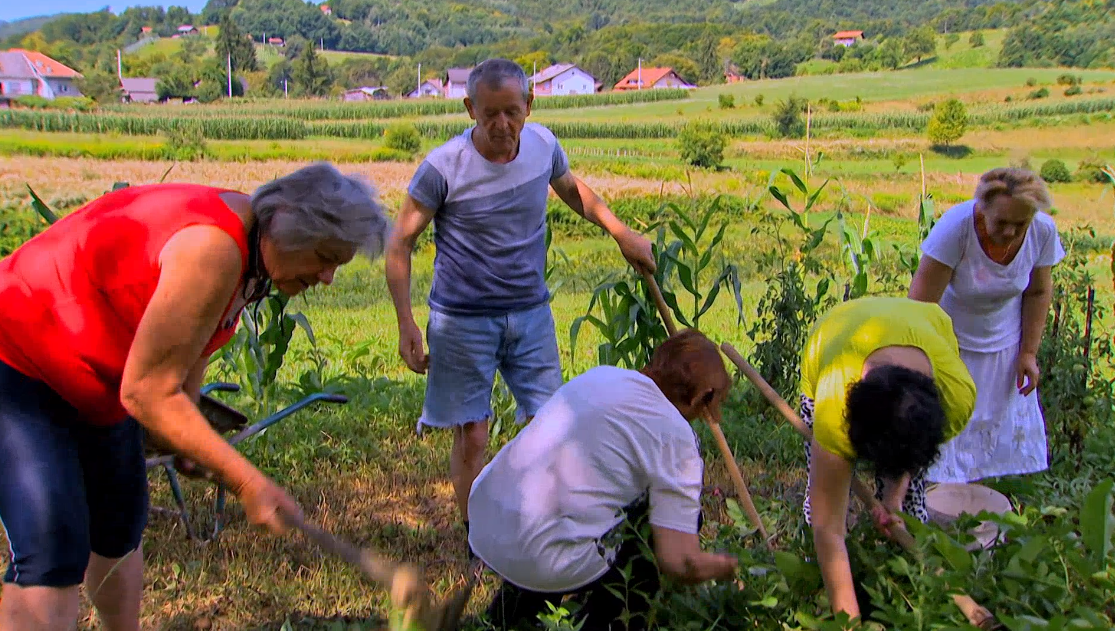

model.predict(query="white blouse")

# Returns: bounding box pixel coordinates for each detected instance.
[919,199,1065,353]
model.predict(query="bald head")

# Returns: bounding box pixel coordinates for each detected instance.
[642,329,732,421]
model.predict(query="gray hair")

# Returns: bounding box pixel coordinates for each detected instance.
[250,161,391,260]
[466,58,530,103]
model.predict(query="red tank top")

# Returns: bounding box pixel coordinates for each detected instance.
[0,183,251,426]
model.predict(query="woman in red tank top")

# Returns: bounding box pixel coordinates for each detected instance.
[0,162,390,630]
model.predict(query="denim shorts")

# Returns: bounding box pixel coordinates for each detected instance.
[418,301,564,432]
[0,359,149,588]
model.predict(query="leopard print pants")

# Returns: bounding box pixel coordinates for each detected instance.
[800,394,930,527]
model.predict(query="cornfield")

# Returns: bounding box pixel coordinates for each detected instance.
[98,89,692,121]
[5,96,1114,141]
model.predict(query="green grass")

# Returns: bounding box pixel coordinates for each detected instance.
[927,28,1008,70]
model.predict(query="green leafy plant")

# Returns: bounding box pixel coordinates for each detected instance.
[926,98,968,147]
[677,120,727,169]
[1040,158,1073,183]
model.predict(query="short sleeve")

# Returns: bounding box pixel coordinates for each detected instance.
[646,433,703,534]
[1036,215,1066,268]
[550,139,570,182]
[919,202,971,269]
[812,368,855,461]
[407,160,448,212]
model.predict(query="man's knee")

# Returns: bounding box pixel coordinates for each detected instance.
[456,421,489,459]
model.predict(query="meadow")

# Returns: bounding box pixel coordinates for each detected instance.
[1,63,1114,631]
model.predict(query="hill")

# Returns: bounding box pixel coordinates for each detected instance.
[0,13,64,40]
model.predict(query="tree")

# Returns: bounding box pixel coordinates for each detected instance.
[903,25,937,63]
[292,45,332,97]
[216,12,258,74]
[773,94,807,139]
[969,31,985,47]
[75,70,123,103]
[677,121,726,169]
[927,98,968,146]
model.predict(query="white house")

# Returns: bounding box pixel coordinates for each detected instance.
[407,78,443,98]
[444,67,471,99]
[343,86,390,101]
[832,30,865,47]
[0,49,83,99]
[529,63,596,96]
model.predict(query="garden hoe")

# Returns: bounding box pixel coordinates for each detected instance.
[717,342,1001,631]
[283,511,481,631]
[640,271,771,548]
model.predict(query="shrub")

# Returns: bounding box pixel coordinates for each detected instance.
[1074,154,1111,183]
[945,33,960,49]
[969,31,985,47]
[676,121,727,169]
[1029,87,1050,99]
[1057,74,1082,86]
[773,95,807,139]
[1065,85,1083,97]
[384,122,421,155]
[927,98,968,146]
[754,94,764,106]
[1040,158,1072,183]
[160,123,207,161]
[1026,77,1038,87]
[718,93,735,109]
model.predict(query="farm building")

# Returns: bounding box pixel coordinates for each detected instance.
[343,86,390,101]
[268,37,285,46]
[529,63,597,96]
[444,67,471,99]
[613,67,695,91]
[833,30,865,46]
[0,49,83,99]
[120,77,160,103]
[176,25,199,36]
[407,79,443,98]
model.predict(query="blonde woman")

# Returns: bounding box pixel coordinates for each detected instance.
[908,167,1065,484]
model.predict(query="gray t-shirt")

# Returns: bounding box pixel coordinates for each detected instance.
[467,365,704,593]
[407,122,570,316]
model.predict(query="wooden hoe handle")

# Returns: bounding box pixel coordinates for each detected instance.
[718,342,999,630]
[640,271,770,546]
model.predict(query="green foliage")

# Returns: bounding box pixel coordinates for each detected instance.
[570,195,743,369]
[717,93,735,110]
[383,121,421,156]
[926,97,967,147]
[160,123,208,161]
[1037,227,1114,456]
[1040,158,1073,184]
[903,25,937,63]
[773,95,808,139]
[754,94,765,106]
[1075,154,1112,184]
[216,12,259,74]
[746,168,836,400]
[1028,87,1050,100]
[968,30,985,47]
[944,33,960,49]
[292,45,333,98]
[1065,84,1084,97]
[676,121,727,170]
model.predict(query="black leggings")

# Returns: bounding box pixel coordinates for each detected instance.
[485,501,701,630]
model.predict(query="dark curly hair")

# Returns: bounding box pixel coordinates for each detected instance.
[846,364,946,479]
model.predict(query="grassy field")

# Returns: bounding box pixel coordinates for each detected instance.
[1,65,1115,630]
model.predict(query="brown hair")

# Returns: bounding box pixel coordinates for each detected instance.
[974,167,1053,214]
[642,329,731,407]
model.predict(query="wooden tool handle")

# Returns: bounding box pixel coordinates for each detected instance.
[719,342,998,629]
[639,271,770,544]
[283,511,401,586]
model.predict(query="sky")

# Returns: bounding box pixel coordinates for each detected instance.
[1,1,209,23]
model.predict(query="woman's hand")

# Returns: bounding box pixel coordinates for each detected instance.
[1016,352,1040,396]
[870,504,907,541]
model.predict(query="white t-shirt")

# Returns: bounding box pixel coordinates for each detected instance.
[920,199,1065,353]
[467,365,704,593]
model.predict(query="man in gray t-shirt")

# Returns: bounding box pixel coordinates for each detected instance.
[385,58,656,550]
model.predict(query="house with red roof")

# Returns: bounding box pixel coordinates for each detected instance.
[613,66,695,91]
[0,49,83,99]
[833,30,865,46]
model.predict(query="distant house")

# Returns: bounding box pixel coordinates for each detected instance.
[444,67,471,99]
[268,37,285,46]
[121,77,160,103]
[140,26,153,36]
[343,86,390,101]
[407,78,443,98]
[177,25,199,36]
[0,49,83,99]
[833,30,865,46]
[529,63,596,96]
[724,70,745,83]
[320,4,332,15]
[613,67,695,91]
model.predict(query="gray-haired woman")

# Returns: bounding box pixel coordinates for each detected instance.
[0,162,390,630]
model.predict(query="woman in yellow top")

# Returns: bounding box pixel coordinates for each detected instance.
[798,296,977,619]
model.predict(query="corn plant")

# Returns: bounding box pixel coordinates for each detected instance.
[746,168,837,401]
[570,194,744,369]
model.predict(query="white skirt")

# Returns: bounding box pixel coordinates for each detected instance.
[926,342,1050,484]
